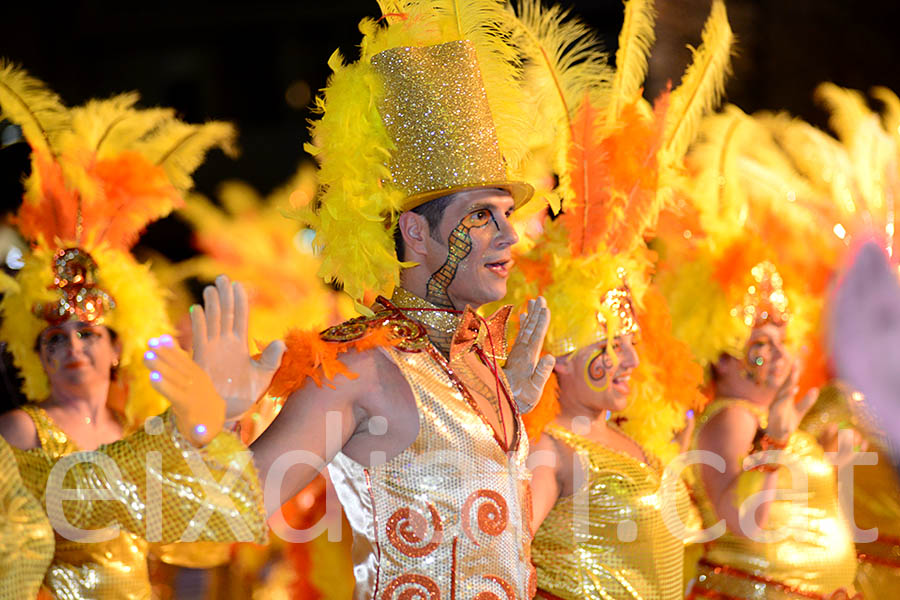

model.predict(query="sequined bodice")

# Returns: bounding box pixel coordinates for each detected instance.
[13,405,151,600]
[531,424,691,600]
[328,341,534,600]
[691,398,857,598]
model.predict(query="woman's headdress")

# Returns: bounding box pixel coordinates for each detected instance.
[507,0,731,459]
[0,61,235,424]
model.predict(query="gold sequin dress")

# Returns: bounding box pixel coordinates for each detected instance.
[530,423,693,600]
[801,385,900,599]
[690,398,858,599]
[323,292,535,600]
[7,405,267,600]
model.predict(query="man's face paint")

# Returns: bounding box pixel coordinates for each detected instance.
[423,190,518,310]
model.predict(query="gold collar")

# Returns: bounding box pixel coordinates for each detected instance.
[390,287,462,336]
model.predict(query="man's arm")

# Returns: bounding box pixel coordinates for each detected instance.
[250,349,371,517]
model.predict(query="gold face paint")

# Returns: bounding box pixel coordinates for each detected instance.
[425,207,498,309]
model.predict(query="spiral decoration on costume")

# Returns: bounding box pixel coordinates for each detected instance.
[380,574,441,600]
[321,316,370,342]
[472,575,516,600]
[461,490,508,546]
[35,248,116,325]
[386,503,444,557]
[387,315,430,351]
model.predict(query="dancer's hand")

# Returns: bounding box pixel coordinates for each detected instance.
[191,275,285,419]
[504,297,555,413]
[764,366,817,443]
[143,338,224,446]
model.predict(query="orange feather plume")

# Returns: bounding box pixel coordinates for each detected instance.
[267,326,399,398]
[14,150,80,244]
[561,92,669,257]
[521,371,561,442]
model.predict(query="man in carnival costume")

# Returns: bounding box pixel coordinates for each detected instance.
[656,102,867,600]
[0,62,267,600]
[146,2,555,599]
[498,1,729,597]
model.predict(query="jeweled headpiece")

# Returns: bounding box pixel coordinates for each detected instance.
[0,60,234,422]
[34,248,116,326]
[738,261,790,328]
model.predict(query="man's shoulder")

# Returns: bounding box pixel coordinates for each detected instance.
[320,305,431,353]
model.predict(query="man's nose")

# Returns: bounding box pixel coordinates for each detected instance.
[494,213,519,247]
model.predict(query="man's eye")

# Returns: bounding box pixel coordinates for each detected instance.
[462,210,491,227]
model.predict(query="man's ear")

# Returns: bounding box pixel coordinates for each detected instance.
[553,353,572,376]
[398,211,430,258]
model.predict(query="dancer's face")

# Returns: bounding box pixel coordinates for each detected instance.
[420,189,519,309]
[556,333,640,416]
[743,322,791,389]
[38,321,119,392]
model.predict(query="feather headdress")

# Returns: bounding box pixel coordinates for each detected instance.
[177,163,354,348]
[508,0,731,454]
[297,0,534,312]
[656,103,839,398]
[0,61,235,424]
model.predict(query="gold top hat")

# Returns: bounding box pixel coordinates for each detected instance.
[371,40,533,212]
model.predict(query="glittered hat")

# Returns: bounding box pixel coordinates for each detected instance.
[0,60,235,424]
[371,40,532,212]
[295,2,535,309]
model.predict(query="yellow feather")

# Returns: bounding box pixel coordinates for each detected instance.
[0,60,69,155]
[815,82,870,144]
[65,93,174,159]
[662,0,733,163]
[872,86,900,134]
[135,120,238,191]
[607,0,657,125]
[508,0,611,207]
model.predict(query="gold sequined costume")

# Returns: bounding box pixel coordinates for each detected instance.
[801,385,900,599]
[531,424,693,600]
[321,291,535,600]
[5,405,265,600]
[689,399,857,599]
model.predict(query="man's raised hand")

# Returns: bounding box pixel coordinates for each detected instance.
[504,297,555,413]
[191,275,285,419]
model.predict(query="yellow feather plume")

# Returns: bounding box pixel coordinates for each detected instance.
[0,59,69,156]
[872,86,900,135]
[136,120,238,191]
[507,0,612,209]
[661,0,732,163]
[607,0,656,125]
[65,93,174,159]
[815,82,870,144]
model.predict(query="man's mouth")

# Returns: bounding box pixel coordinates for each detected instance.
[484,259,513,277]
[611,372,632,394]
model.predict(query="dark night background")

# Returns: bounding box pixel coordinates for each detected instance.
[3,0,900,253]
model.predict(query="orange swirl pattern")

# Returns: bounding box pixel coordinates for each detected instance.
[461,490,508,546]
[380,574,441,600]
[473,575,516,600]
[386,504,444,557]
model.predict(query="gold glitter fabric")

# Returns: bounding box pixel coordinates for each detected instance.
[9,405,266,599]
[0,435,54,600]
[370,40,532,211]
[800,386,900,598]
[531,424,692,600]
[326,299,535,600]
[690,398,858,599]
